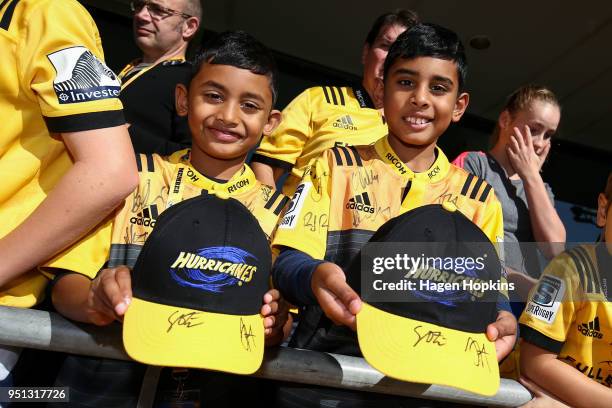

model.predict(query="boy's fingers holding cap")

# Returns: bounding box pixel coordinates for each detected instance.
[115,266,133,302]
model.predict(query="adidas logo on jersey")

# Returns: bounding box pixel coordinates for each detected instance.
[577,317,603,339]
[333,115,357,131]
[130,204,159,228]
[346,192,374,213]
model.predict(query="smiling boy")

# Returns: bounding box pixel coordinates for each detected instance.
[271,23,516,406]
[49,31,291,407]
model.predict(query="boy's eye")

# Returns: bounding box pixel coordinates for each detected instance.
[430,84,448,93]
[241,101,261,112]
[204,92,223,102]
[398,79,413,87]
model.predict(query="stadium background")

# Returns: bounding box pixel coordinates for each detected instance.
[80,0,610,242]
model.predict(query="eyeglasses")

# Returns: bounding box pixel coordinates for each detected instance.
[130,0,192,20]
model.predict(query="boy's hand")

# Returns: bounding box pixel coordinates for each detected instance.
[486,310,517,361]
[261,288,291,346]
[507,125,550,180]
[87,266,132,325]
[311,262,361,330]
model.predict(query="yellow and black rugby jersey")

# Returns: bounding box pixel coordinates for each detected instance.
[273,135,505,271]
[70,149,288,279]
[520,244,612,388]
[251,84,387,196]
[0,0,124,307]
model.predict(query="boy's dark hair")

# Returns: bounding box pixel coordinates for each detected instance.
[383,23,468,92]
[192,31,279,106]
[365,9,419,45]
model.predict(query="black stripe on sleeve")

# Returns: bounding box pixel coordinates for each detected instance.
[576,247,599,294]
[339,146,353,166]
[328,86,338,105]
[469,177,485,199]
[349,146,363,166]
[250,154,293,171]
[145,154,154,172]
[44,110,125,133]
[321,86,331,104]
[0,0,18,31]
[273,196,290,215]
[265,190,281,210]
[479,183,492,202]
[567,249,589,293]
[135,154,143,172]
[335,87,345,106]
[519,324,565,354]
[331,147,343,165]
[461,173,474,196]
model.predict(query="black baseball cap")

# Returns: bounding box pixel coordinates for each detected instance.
[123,194,270,374]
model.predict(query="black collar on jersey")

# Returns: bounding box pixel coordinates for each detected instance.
[352,82,376,109]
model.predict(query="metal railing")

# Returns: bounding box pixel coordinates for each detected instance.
[0,306,531,407]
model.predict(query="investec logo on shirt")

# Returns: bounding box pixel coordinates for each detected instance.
[48,46,121,104]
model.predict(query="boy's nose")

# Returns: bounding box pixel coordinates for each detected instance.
[410,86,429,108]
[217,103,239,125]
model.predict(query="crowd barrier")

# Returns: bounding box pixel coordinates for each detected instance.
[0,306,532,407]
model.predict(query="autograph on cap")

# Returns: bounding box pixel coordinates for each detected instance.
[465,337,491,371]
[167,311,204,333]
[413,326,447,347]
[240,317,256,352]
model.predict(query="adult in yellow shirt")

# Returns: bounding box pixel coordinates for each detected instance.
[0,0,137,384]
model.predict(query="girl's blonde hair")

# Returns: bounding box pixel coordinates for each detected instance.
[491,84,561,145]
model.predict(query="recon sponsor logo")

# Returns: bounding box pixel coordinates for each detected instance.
[525,303,555,321]
[186,168,199,182]
[332,115,357,130]
[173,168,184,193]
[385,153,407,174]
[170,251,256,283]
[577,317,604,339]
[130,204,158,227]
[428,165,440,179]
[346,192,374,213]
[228,179,249,193]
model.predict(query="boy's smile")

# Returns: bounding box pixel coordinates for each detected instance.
[383,56,468,154]
[176,63,280,177]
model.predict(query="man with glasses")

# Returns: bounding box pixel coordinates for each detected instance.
[119,0,202,155]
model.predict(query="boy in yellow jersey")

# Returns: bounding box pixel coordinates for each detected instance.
[518,173,612,407]
[271,24,517,407]
[251,10,418,196]
[49,31,291,407]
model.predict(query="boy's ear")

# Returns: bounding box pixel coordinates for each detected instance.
[499,110,511,130]
[596,193,608,228]
[263,109,282,136]
[451,92,470,122]
[175,84,189,117]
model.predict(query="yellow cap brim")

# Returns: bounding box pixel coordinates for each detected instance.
[357,302,499,396]
[123,297,264,375]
